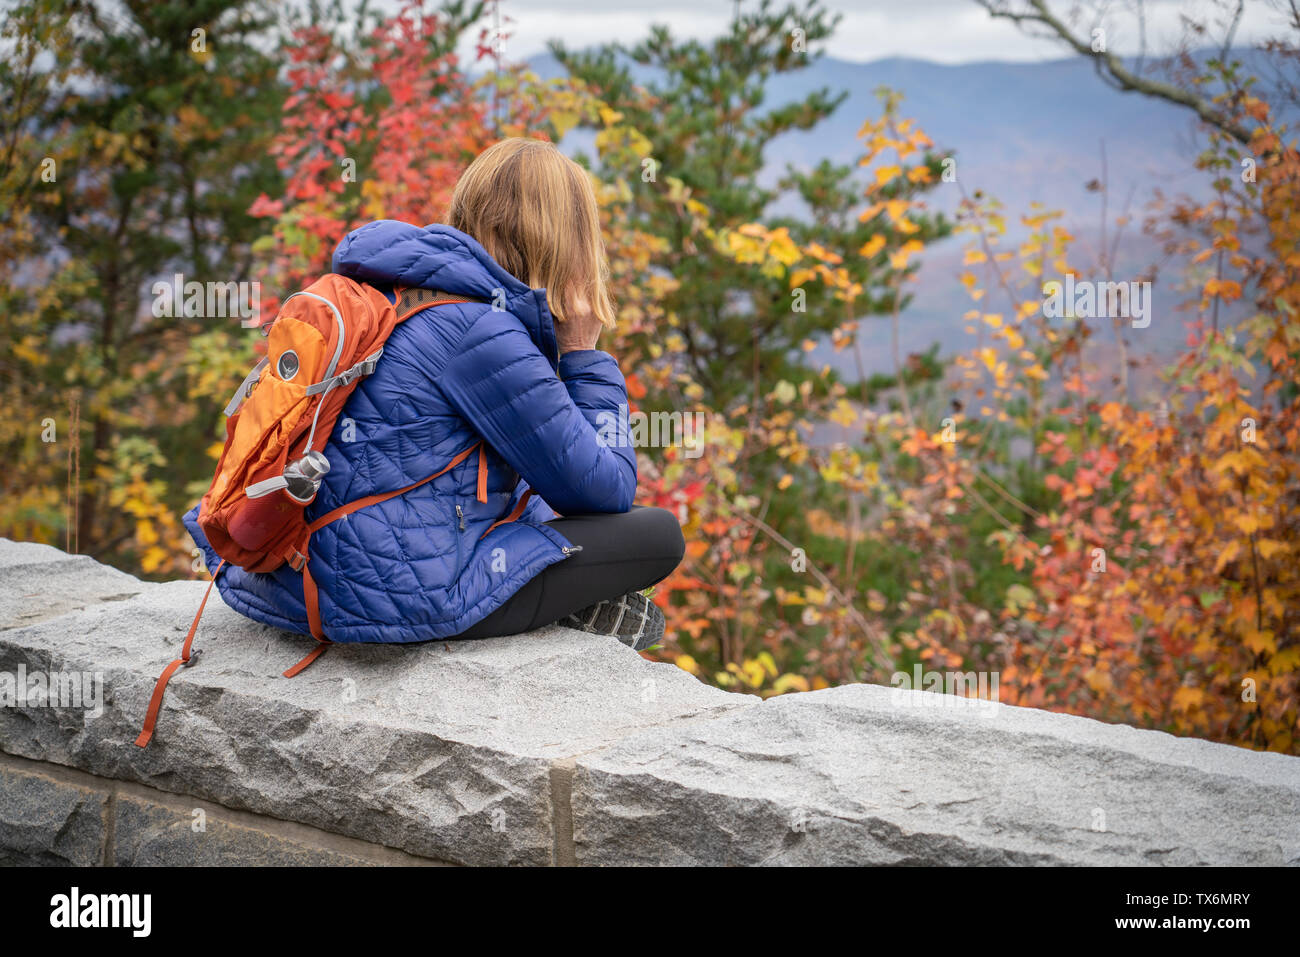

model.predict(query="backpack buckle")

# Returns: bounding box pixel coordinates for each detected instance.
[287,550,307,572]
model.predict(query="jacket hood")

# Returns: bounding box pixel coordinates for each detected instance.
[331,220,559,368]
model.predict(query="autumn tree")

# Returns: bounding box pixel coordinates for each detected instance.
[0,0,284,574]
[247,0,495,301]
[552,0,949,409]
[549,3,952,681]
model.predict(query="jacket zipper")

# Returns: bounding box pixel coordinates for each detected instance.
[452,502,464,570]
[561,545,583,556]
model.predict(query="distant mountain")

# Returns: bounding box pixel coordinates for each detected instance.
[530,50,1251,393]
[532,49,1222,220]
[759,54,1214,222]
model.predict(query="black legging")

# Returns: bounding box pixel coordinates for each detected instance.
[455,505,685,639]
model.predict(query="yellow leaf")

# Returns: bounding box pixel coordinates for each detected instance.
[1214,539,1241,573]
[889,239,924,270]
[141,546,169,573]
[1172,686,1206,712]
[768,233,801,267]
[1243,629,1277,656]
[1234,512,1261,535]
[829,399,857,427]
[1203,278,1242,301]
[1256,539,1288,560]
[1269,646,1300,676]
[874,164,902,187]
[551,110,581,139]
[772,674,811,694]
[859,234,886,259]
[858,201,884,223]
[1084,667,1113,694]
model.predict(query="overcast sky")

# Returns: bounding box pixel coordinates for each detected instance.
[470,0,1288,64]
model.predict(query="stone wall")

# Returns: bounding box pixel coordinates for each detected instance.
[1,538,1297,866]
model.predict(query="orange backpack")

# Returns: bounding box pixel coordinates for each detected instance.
[197,277,474,575]
[135,277,533,748]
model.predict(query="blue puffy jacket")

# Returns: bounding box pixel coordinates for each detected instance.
[183,220,637,643]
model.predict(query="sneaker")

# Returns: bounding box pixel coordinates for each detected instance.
[562,590,665,651]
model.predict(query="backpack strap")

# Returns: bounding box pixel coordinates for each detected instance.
[393,286,477,322]
[305,348,384,396]
[138,291,492,746]
[306,441,486,537]
[223,357,268,417]
[135,559,226,748]
[281,289,485,672]
[481,489,533,540]
[292,439,489,662]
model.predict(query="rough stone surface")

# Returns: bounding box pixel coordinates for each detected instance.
[0,760,107,866]
[570,685,1300,865]
[2,537,1298,866]
[0,539,744,865]
[110,789,447,866]
[0,541,142,632]
[0,751,449,866]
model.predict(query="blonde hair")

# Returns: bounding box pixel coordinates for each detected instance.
[448,137,615,328]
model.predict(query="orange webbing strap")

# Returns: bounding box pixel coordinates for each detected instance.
[481,489,533,540]
[283,641,330,678]
[135,559,226,748]
[307,440,486,535]
[283,561,332,677]
[279,288,474,678]
[303,559,326,640]
[288,440,490,670]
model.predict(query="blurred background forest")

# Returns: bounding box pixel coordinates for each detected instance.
[2,0,1298,753]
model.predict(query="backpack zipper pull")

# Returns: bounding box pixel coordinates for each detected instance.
[456,504,465,531]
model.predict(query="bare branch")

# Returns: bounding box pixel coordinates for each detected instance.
[1221,0,1245,62]
[975,0,1256,144]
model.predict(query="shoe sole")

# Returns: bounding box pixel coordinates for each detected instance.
[566,591,665,651]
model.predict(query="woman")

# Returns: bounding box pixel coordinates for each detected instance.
[184,138,684,650]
